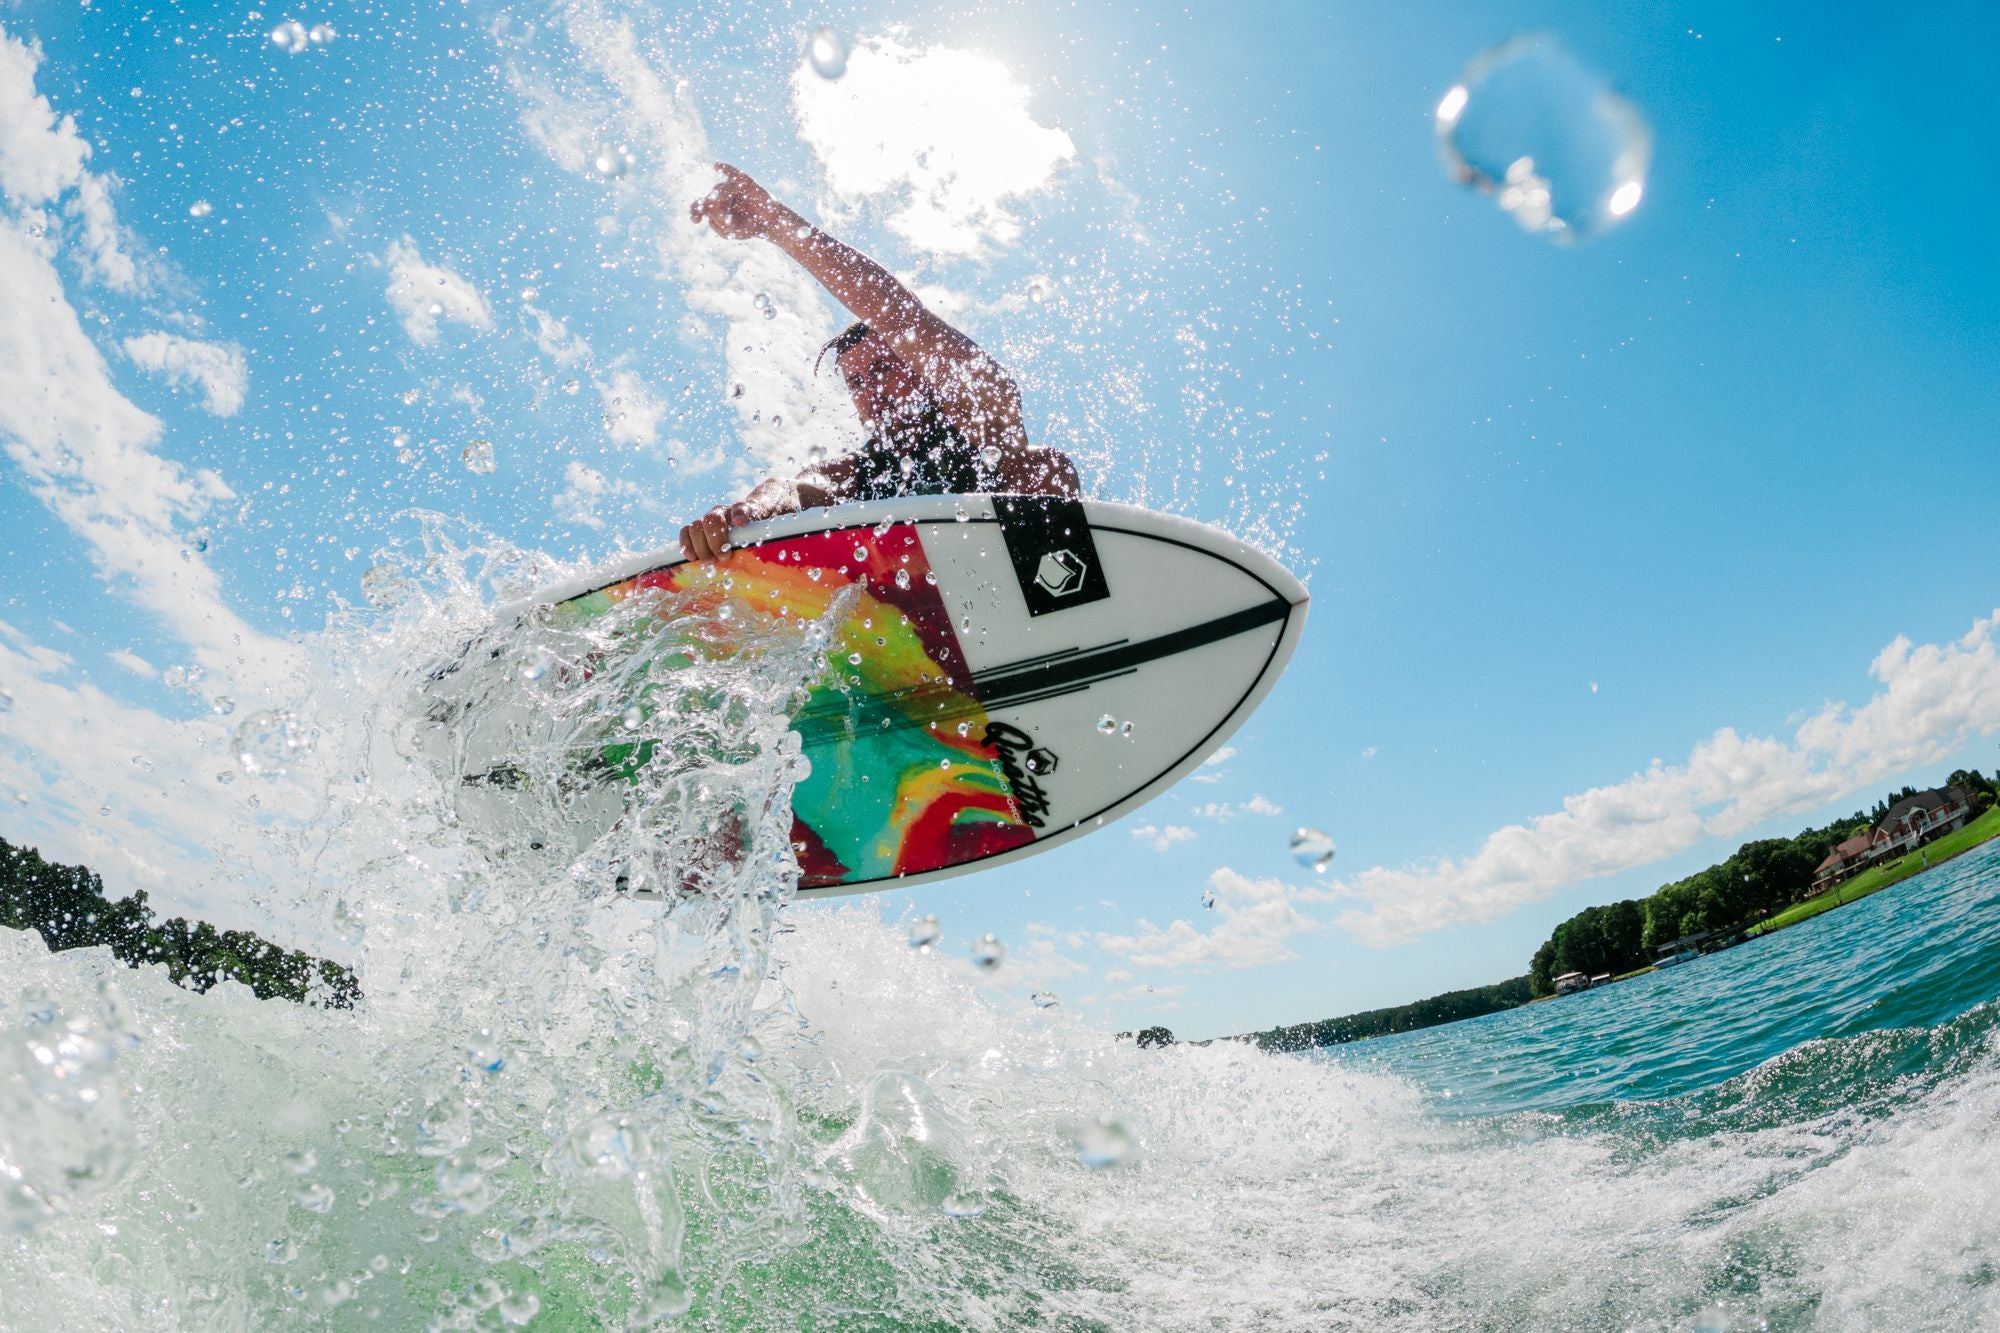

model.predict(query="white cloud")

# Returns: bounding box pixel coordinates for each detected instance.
[123,331,248,416]
[506,9,860,483]
[1005,921,1093,991]
[0,29,137,291]
[0,623,312,909]
[1201,747,1238,768]
[1191,795,1284,821]
[792,31,1075,259]
[522,301,591,366]
[554,460,650,530]
[1097,867,1337,972]
[66,169,138,292]
[1130,822,1196,852]
[0,30,87,208]
[1361,745,1380,760]
[1333,611,2000,947]
[107,648,155,678]
[0,23,298,700]
[0,223,290,689]
[596,367,666,448]
[383,237,493,346]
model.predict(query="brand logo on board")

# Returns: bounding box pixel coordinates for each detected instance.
[985,721,1056,828]
[1033,549,1088,597]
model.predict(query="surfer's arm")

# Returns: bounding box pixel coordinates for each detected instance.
[692,164,1033,453]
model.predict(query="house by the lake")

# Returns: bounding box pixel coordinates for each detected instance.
[1808,786,1975,895]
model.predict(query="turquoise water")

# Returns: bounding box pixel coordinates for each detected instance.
[1335,838,2000,1117]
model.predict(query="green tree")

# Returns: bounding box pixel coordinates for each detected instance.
[0,836,359,1008]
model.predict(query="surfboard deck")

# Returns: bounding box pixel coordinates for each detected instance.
[415,495,1307,897]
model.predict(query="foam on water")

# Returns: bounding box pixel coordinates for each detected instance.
[5,530,2000,1329]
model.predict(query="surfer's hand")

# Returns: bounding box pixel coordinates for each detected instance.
[690,163,781,241]
[679,479,801,562]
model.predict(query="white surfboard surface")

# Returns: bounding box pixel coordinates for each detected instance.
[417,495,1307,896]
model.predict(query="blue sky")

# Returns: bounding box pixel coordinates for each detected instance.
[1,0,1997,1039]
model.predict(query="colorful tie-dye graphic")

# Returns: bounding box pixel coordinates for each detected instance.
[548,522,1035,888]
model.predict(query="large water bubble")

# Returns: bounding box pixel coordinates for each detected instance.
[1289,826,1337,874]
[806,26,849,79]
[970,933,1005,970]
[0,981,135,1233]
[591,142,635,178]
[1074,1116,1135,1169]
[1435,34,1651,243]
[232,709,314,776]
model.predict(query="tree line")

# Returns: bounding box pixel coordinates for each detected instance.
[1527,770,1998,997]
[0,836,360,1008]
[1246,975,1535,1051]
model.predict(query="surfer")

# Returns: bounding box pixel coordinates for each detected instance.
[680,163,1081,562]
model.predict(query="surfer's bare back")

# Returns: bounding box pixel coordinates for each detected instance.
[680,163,1080,562]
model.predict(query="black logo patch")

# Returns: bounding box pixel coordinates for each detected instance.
[993,495,1111,617]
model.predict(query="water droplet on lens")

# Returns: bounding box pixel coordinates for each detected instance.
[282,1149,316,1174]
[908,915,941,948]
[1436,34,1651,243]
[359,563,407,610]
[189,526,211,552]
[970,934,1004,970]
[941,1191,985,1218]
[307,22,336,45]
[1289,826,1337,874]
[562,377,581,395]
[853,545,868,561]
[591,143,633,177]
[269,20,307,52]
[519,650,550,682]
[1201,888,1217,910]
[979,444,1002,468]
[806,25,849,79]
[295,1182,335,1213]
[736,1035,763,1063]
[846,651,862,665]
[894,568,911,590]
[233,710,310,777]
[1120,720,1134,738]
[1075,1116,1135,1169]
[210,695,235,716]
[1031,991,1059,1009]
[620,704,644,728]
[460,438,495,474]
[188,199,212,218]
[1096,714,1116,734]
[265,1237,298,1265]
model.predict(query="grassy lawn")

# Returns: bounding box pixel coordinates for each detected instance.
[1751,806,2000,935]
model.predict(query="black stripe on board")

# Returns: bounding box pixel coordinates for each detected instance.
[969,598,1289,709]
